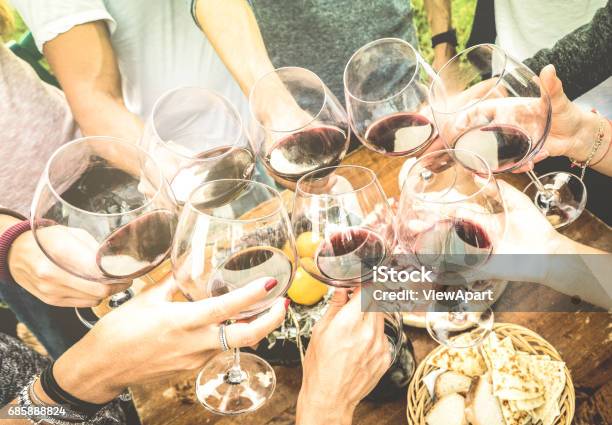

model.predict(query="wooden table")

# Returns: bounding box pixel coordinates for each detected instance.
[132,148,612,425]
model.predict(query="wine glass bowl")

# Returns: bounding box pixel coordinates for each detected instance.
[344,38,438,157]
[397,149,505,347]
[429,44,551,174]
[249,67,350,189]
[292,165,395,287]
[171,179,297,414]
[141,87,255,204]
[31,136,178,327]
[430,44,584,228]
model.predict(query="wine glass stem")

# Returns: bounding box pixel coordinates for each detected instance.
[226,348,246,385]
[526,170,551,197]
[449,311,467,325]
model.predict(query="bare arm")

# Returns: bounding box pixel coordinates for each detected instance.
[194,0,275,95]
[43,21,142,141]
[423,0,455,70]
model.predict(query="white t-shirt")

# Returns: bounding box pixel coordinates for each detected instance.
[494,0,607,61]
[11,0,249,120]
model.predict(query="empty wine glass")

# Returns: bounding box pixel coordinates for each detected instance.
[31,136,178,328]
[430,44,586,228]
[141,87,256,204]
[249,67,350,190]
[344,38,438,157]
[172,179,297,415]
[291,165,396,287]
[397,149,506,348]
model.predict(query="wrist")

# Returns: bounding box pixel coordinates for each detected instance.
[571,110,608,162]
[296,387,356,425]
[54,338,122,404]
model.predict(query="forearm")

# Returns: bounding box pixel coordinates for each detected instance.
[523,1,612,100]
[0,214,21,234]
[543,235,611,309]
[296,390,355,425]
[195,0,275,95]
[65,90,143,142]
[424,0,454,69]
[44,21,143,142]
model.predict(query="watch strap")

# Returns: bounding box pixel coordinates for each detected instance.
[432,29,458,48]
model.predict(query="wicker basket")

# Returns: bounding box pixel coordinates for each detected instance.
[407,323,575,425]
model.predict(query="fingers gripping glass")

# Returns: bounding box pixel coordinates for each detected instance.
[429,44,586,228]
[171,179,297,415]
[249,67,351,190]
[31,136,178,329]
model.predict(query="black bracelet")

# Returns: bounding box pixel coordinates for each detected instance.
[0,207,27,221]
[431,29,457,48]
[40,362,106,418]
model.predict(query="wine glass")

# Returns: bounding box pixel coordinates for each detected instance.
[397,149,506,348]
[291,165,395,287]
[31,136,178,328]
[172,179,297,415]
[249,67,351,190]
[141,87,256,204]
[344,38,438,157]
[429,43,586,228]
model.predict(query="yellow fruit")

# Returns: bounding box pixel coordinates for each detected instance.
[287,266,328,305]
[296,231,321,259]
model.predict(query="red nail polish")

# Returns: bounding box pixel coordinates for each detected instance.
[284,298,291,310]
[264,278,278,292]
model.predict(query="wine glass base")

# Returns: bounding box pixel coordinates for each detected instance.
[426,309,494,348]
[524,171,586,229]
[195,352,276,415]
[75,288,135,329]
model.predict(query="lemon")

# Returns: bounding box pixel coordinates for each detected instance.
[287,266,328,305]
[296,231,321,259]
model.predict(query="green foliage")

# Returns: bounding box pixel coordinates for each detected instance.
[2,7,27,42]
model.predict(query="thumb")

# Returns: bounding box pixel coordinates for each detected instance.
[322,288,350,320]
[540,65,565,103]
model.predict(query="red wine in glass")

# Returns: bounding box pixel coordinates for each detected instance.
[206,246,293,319]
[171,145,255,204]
[453,124,532,173]
[96,209,175,279]
[409,218,492,270]
[315,227,386,284]
[364,112,435,156]
[263,125,348,186]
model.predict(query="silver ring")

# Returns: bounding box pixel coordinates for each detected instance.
[219,324,230,351]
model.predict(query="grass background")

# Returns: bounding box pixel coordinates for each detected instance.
[3,0,477,56]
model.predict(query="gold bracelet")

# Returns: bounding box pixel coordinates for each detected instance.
[569,112,606,180]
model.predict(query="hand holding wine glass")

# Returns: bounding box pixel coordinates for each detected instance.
[49,276,287,404]
[172,179,296,415]
[296,289,392,425]
[430,44,587,228]
[249,67,350,189]
[31,136,178,328]
[8,226,131,307]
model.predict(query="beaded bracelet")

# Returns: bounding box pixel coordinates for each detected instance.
[569,112,610,179]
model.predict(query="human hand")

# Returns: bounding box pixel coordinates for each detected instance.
[8,226,130,307]
[296,288,391,425]
[475,181,563,284]
[51,276,288,403]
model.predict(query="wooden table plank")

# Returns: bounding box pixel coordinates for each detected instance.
[132,147,611,425]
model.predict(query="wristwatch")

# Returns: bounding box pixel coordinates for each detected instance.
[431,29,458,48]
